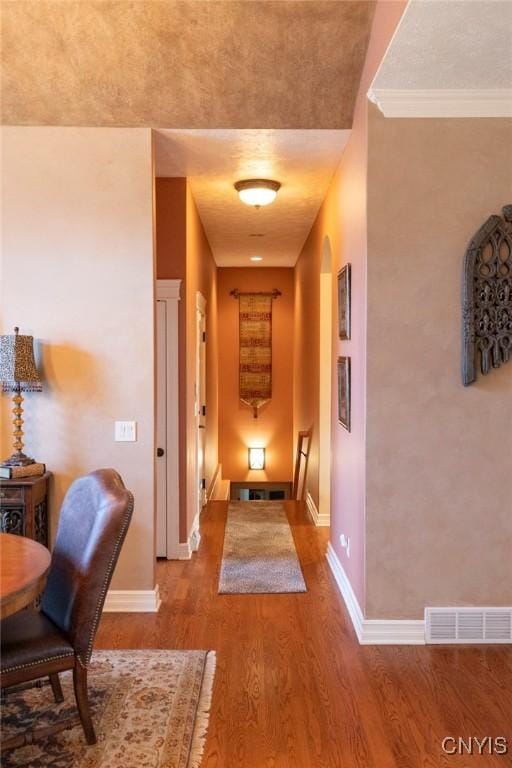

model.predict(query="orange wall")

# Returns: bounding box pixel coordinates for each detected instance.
[218,268,294,483]
[185,183,218,536]
[156,178,218,540]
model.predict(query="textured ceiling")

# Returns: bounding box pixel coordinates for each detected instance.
[155,129,349,266]
[1,1,375,129]
[371,0,512,90]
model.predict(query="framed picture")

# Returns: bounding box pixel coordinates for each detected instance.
[337,356,351,431]
[337,263,351,339]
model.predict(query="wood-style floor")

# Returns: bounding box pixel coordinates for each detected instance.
[96,501,512,768]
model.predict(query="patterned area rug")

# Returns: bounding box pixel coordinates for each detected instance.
[219,501,307,594]
[1,650,216,768]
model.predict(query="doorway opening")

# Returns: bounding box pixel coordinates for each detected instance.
[318,236,332,523]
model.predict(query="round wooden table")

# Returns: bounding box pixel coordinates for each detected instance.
[0,533,51,619]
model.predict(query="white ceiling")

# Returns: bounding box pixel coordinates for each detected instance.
[371,0,512,91]
[154,129,349,267]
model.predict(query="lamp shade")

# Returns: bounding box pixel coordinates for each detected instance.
[234,179,281,208]
[248,447,265,470]
[0,327,42,392]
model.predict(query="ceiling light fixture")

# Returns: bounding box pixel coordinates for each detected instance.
[234,179,281,208]
[250,256,263,262]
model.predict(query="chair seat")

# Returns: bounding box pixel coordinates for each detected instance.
[1,610,74,677]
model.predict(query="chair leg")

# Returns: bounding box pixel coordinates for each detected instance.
[73,663,96,745]
[49,673,64,703]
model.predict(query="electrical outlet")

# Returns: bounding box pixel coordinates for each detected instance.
[340,534,351,558]
[114,421,137,442]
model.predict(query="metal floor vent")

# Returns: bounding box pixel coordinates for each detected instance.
[425,607,512,644]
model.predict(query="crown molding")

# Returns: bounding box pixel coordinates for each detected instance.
[367,88,512,119]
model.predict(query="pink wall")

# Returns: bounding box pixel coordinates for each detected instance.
[294,1,406,611]
[366,109,512,617]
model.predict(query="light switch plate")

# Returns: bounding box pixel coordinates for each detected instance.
[115,421,137,442]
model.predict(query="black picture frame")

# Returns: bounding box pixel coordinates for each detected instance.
[337,356,351,432]
[337,263,351,340]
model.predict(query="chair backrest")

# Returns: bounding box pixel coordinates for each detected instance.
[41,469,133,666]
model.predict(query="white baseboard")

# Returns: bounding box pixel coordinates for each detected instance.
[326,542,365,641]
[189,511,201,552]
[175,542,192,560]
[326,543,425,645]
[306,491,330,527]
[104,584,161,613]
[174,512,202,560]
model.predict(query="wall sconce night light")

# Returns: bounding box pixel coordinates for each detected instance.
[248,447,265,470]
[234,179,281,208]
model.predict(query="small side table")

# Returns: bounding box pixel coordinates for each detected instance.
[0,472,51,547]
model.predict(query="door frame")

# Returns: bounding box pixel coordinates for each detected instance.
[193,291,207,550]
[156,279,181,559]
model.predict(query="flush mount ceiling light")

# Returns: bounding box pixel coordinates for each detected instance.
[250,256,263,262]
[234,179,281,208]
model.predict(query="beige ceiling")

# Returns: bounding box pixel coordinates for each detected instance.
[155,129,349,266]
[1,1,375,129]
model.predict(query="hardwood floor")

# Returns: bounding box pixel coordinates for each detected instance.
[96,501,512,767]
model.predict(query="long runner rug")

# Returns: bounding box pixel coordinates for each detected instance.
[219,501,307,594]
[1,649,215,768]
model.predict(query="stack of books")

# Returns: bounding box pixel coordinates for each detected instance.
[0,462,46,480]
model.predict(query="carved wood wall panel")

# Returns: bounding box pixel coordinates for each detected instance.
[462,205,512,386]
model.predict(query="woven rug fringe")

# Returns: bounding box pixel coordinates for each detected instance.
[188,651,216,768]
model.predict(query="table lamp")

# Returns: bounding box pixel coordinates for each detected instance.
[0,327,42,467]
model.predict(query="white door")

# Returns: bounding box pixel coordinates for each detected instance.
[155,280,181,559]
[156,300,168,557]
[195,296,207,520]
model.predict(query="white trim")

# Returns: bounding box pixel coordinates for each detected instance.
[367,88,512,118]
[175,542,192,560]
[196,291,207,312]
[189,511,201,553]
[155,279,181,560]
[326,542,364,642]
[326,543,425,645]
[156,279,181,300]
[103,585,161,613]
[306,491,330,527]
[362,619,426,645]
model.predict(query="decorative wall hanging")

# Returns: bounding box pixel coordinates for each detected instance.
[338,264,351,339]
[462,205,512,386]
[337,356,351,432]
[231,289,281,418]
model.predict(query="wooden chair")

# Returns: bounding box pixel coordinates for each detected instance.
[1,469,133,750]
[292,428,312,501]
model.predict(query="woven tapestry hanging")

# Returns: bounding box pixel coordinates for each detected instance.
[231,289,281,417]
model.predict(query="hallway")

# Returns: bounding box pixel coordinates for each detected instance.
[96,502,512,768]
